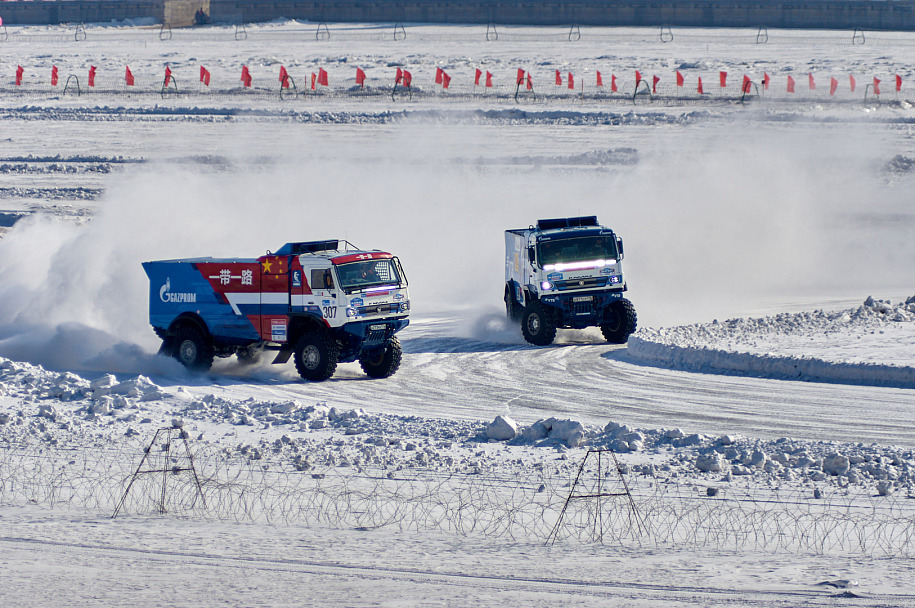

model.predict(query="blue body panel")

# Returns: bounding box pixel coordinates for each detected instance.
[142,260,261,343]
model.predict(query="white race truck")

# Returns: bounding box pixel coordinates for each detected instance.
[504,216,637,345]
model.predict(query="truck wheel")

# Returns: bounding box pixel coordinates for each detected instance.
[601,299,638,344]
[172,325,214,371]
[522,304,556,346]
[294,331,339,382]
[359,337,403,378]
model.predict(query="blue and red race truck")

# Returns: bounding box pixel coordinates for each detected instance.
[143,240,410,381]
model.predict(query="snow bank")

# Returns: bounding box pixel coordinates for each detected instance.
[629,296,915,388]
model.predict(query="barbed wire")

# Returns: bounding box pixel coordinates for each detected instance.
[2,439,914,555]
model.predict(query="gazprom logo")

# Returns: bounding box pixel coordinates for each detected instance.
[160,277,197,304]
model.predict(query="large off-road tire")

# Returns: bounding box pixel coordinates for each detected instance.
[522,303,557,346]
[172,325,214,371]
[600,298,638,344]
[359,337,403,379]
[294,331,339,382]
[504,286,523,323]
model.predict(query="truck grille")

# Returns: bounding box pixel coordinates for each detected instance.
[357,303,400,316]
[571,301,594,316]
[365,326,390,342]
[554,277,609,291]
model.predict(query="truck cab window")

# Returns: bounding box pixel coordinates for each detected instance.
[311,268,335,290]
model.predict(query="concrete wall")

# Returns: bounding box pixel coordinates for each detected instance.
[164,0,210,27]
[208,0,915,30]
[0,1,162,25]
[1,0,915,31]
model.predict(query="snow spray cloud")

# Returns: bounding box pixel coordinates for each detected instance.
[608,119,915,325]
[0,113,912,374]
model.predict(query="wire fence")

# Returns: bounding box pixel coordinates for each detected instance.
[3,437,915,556]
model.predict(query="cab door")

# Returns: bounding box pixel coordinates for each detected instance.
[309,265,339,324]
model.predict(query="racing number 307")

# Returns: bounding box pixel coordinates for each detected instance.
[322,306,337,319]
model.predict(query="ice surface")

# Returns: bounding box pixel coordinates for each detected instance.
[2,20,915,606]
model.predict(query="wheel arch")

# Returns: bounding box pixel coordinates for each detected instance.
[166,312,211,340]
[288,313,329,343]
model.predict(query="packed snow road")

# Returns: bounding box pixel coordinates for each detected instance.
[178,314,915,448]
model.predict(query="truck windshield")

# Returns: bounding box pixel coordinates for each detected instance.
[538,235,618,269]
[336,259,403,293]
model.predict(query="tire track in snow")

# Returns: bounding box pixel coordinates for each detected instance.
[192,321,915,448]
[0,535,896,607]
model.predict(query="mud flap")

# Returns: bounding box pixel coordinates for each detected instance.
[272,348,293,364]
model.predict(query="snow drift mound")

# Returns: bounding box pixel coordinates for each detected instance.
[629,296,915,388]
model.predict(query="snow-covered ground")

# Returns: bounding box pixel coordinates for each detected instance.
[2,20,915,606]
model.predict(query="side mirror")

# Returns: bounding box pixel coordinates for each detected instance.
[617,237,624,259]
[527,247,536,265]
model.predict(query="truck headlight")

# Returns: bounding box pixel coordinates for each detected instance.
[541,281,554,291]
[609,275,621,284]
[399,301,410,312]
[346,307,357,317]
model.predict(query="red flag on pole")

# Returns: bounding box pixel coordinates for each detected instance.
[241,65,251,87]
[787,75,795,93]
[318,68,328,86]
[676,71,684,87]
[15,65,23,86]
[200,66,206,83]
[849,74,856,92]
[635,70,642,86]
[164,66,172,87]
[311,73,316,90]
[443,72,451,89]
[525,72,532,90]
[596,71,603,87]
[395,67,403,84]
[402,70,411,88]
[125,66,134,86]
[88,66,96,87]
[435,67,443,84]
[697,76,704,94]
[830,77,838,96]
[652,75,660,93]
[356,67,366,88]
[51,65,58,86]
[567,72,574,90]
[611,74,617,92]
[874,77,881,95]
[475,68,482,86]
[808,73,815,90]
[896,74,902,92]
[555,69,562,86]
[485,71,493,87]
[278,65,288,85]
[719,71,727,87]
[516,68,525,85]
[763,73,770,90]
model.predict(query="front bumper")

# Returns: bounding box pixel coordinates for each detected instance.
[539,290,624,329]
